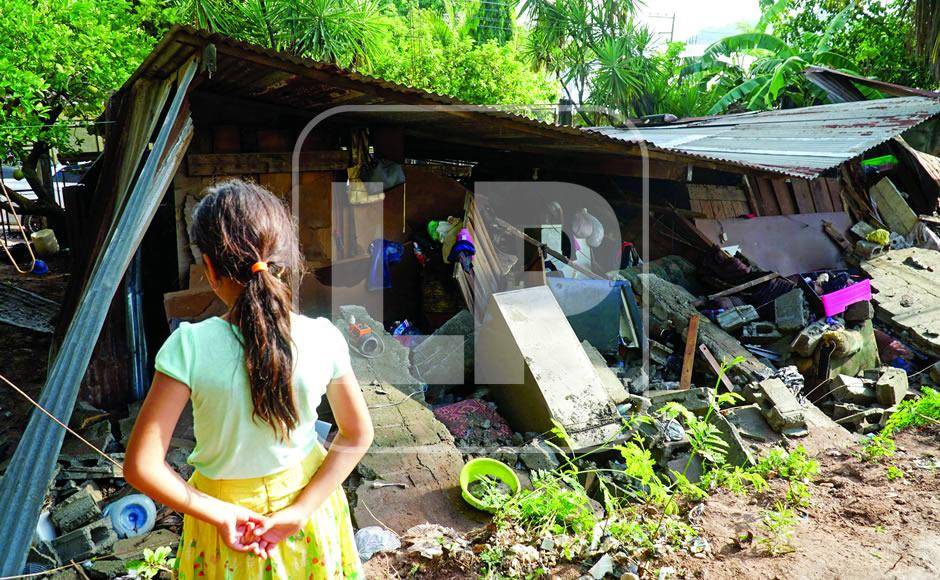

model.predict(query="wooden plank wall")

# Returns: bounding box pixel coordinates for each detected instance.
[173,124,344,285]
[746,176,845,217]
[688,184,751,218]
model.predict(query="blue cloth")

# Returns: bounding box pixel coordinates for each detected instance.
[368,239,403,291]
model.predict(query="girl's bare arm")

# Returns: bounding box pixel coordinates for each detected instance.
[123,372,266,555]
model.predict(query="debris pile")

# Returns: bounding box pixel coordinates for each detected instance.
[22,400,187,577]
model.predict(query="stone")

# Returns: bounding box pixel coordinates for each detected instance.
[520,439,560,472]
[666,452,704,484]
[843,300,874,323]
[775,289,808,331]
[589,553,614,579]
[830,375,877,404]
[492,446,519,467]
[50,486,102,534]
[717,305,759,332]
[51,517,117,563]
[870,367,909,406]
[741,321,783,344]
[621,365,649,396]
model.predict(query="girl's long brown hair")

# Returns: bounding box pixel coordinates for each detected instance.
[191,179,302,437]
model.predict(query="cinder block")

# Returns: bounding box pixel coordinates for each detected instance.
[855,240,885,260]
[775,289,808,331]
[50,486,102,534]
[790,318,839,357]
[51,517,116,563]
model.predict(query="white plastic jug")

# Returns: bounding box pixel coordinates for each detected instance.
[30,228,59,257]
[103,494,156,538]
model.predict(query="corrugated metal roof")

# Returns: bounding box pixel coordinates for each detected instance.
[591,97,940,178]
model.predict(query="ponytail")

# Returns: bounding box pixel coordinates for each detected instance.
[191,180,302,437]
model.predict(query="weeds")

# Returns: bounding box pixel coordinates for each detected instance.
[757,502,798,556]
[125,547,175,579]
[886,465,905,480]
[862,387,940,463]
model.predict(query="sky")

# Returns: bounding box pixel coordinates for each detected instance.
[637,0,762,55]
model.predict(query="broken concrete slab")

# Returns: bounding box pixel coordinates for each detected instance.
[411,309,474,387]
[582,340,630,405]
[51,517,116,563]
[476,287,624,450]
[753,378,806,433]
[710,411,755,466]
[861,248,940,359]
[775,288,809,331]
[724,404,776,443]
[334,307,485,535]
[519,439,561,472]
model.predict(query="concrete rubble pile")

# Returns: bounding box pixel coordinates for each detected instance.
[18,400,189,578]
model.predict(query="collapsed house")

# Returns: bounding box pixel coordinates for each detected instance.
[2,25,940,575]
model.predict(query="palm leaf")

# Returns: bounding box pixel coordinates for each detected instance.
[811,50,857,72]
[703,33,794,61]
[707,76,767,114]
[767,55,806,102]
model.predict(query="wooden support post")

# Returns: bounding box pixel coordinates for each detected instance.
[679,314,700,390]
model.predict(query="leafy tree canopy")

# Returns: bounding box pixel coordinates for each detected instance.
[763,0,935,88]
[0,0,169,211]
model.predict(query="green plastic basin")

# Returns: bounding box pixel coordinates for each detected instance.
[459,458,520,513]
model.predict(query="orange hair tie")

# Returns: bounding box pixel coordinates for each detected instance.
[250,261,269,274]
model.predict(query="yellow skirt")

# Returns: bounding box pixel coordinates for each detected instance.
[174,444,363,579]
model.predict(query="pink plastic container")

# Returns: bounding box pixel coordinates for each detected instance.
[820,278,871,317]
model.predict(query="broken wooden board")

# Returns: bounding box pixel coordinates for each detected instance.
[861,247,940,358]
[869,177,918,236]
[0,283,59,333]
[335,306,485,534]
[476,286,624,450]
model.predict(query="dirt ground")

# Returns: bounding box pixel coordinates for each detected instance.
[0,252,70,462]
[678,428,940,580]
[367,428,940,579]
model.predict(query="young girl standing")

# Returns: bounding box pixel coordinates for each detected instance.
[125,180,372,578]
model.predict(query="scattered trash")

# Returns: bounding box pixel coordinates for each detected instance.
[355,526,401,562]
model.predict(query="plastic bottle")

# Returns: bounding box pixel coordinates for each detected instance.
[103,494,157,538]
